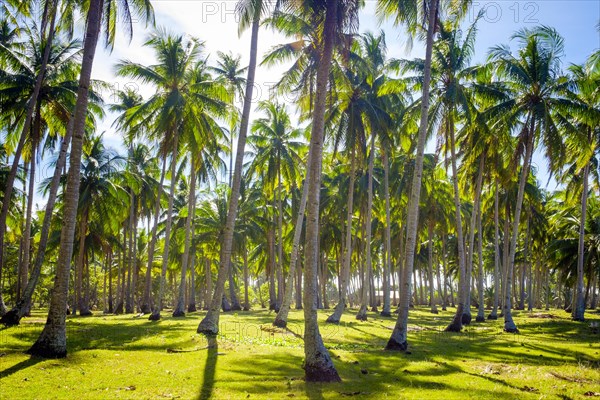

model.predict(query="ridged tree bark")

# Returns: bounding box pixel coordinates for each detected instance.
[476,192,485,322]
[302,0,340,381]
[386,0,439,351]
[27,0,103,358]
[197,8,260,334]
[427,221,438,314]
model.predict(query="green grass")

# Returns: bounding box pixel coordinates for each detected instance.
[1,307,599,399]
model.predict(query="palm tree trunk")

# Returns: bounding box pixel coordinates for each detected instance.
[276,171,284,309]
[27,0,103,358]
[386,0,439,350]
[19,155,36,311]
[149,129,179,320]
[0,2,59,313]
[76,211,91,315]
[173,160,197,317]
[141,156,167,314]
[489,180,500,320]
[125,191,135,314]
[504,124,535,333]
[204,258,212,310]
[358,135,376,320]
[302,0,340,382]
[188,250,197,312]
[427,222,438,314]
[1,124,73,326]
[274,160,311,327]
[381,149,392,317]
[445,116,468,332]
[243,247,249,311]
[476,192,485,322]
[327,147,355,324]
[442,234,448,310]
[573,162,589,321]
[197,10,260,335]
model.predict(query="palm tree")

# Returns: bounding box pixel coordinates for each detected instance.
[562,58,600,321]
[27,0,153,358]
[487,26,581,332]
[379,0,472,351]
[197,0,269,335]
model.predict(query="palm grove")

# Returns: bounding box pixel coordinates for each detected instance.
[0,0,599,382]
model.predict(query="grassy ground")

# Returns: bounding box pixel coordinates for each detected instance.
[1,306,599,400]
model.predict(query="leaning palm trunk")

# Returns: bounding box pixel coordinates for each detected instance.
[140,157,167,314]
[197,11,260,335]
[381,149,392,316]
[386,0,439,351]
[1,126,72,326]
[150,131,179,320]
[173,161,197,317]
[327,147,356,324]
[0,1,58,316]
[274,157,311,327]
[357,135,376,321]
[504,126,535,333]
[573,162,589,321]
[302,0,341,382]
[488,180,500,319]
[27,0,103,358]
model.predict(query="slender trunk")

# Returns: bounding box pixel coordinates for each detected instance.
[573,162,589,321]
[188,250,197,312]
[76,211,90,315]
[358,135,375,320]
[149,129,179,320]
[489,180,500,320]
[504,124,535,333]
[276,171,284,309]
[141,156,167,314]
[228,260,241,311]
[268,229,276,310]
[274,153,311,326]
[19,155,36,311]
[302,0,340,382]
[173,161,196,317]
[381,150,392,316]
[204,258,212,310]
[445,115,468,332]
[27,0,103,357]
[386,0,439,350]
[476,192,485,322]
[197,12,260,334]
[0,1,59,314]
[243,247,249,311]
[108,252,113,313]
[442,234,448,310]
[427,222,438,314]
[125,190,134,314]
[327,147,355,323]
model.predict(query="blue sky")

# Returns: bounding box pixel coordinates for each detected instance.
[31,1,600,203]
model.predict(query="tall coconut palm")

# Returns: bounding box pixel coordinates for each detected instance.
[197,0,270,335]
[487,26,581,332]
[379,0,471,350]
[562,58,600,321]
[246,100,304,325]
[27,0,153,358]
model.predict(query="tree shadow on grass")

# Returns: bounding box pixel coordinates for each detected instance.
[0,355,43,379]
[198,336,218,400]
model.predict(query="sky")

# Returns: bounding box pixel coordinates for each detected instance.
[33,0,600,200]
